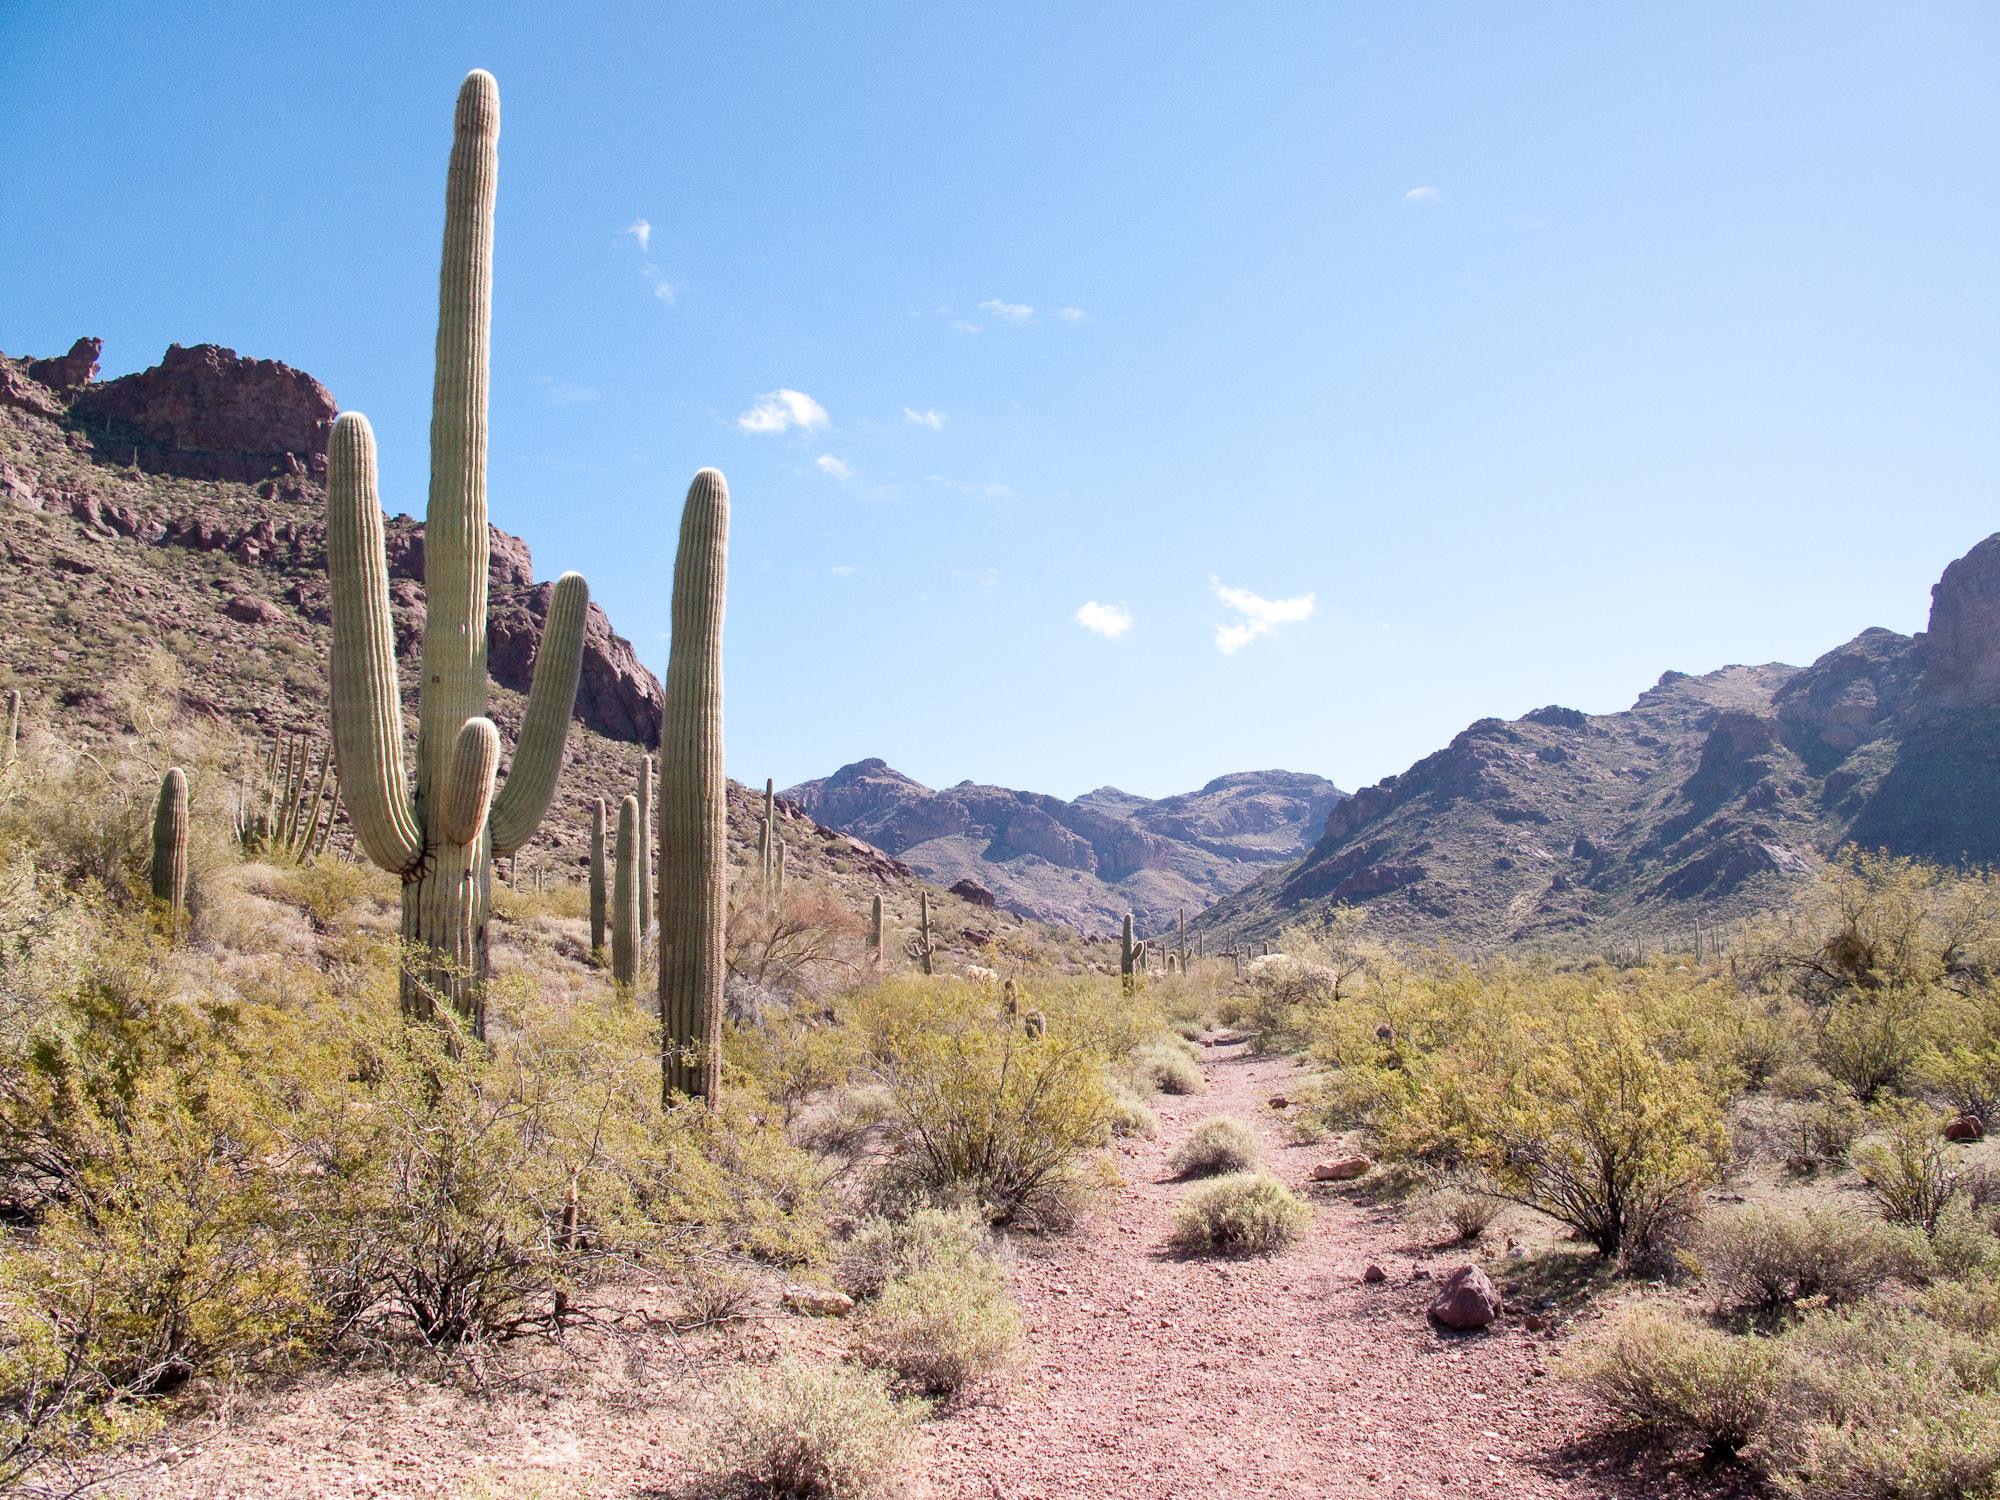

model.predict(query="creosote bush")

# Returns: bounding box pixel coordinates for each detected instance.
[859,1264,1022,1394]
[1571,1307,1780,1461]
[1171,1170,1310,1256]
[1132,1041,1206,1096]
[1169,1116,1261,1178]
[1697,1205,1911,1318]
[697,1357,914,1500]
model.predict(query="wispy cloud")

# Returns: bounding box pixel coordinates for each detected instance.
[928,475,1011,499]
[1403,185,1442,206]
[830,564,856,577]
[622,218,681,302]
[1057,306,1087,323]
[902,407,947,430]
[625,218,652,251]
[1213,579,1315,654]
[737,389,830,434]
[537,377,600,407]
[815,454,853,480]
[950,320,984,335]
[647,273,678,304]
[1075,600,1133,639]
[979,298,1034,323]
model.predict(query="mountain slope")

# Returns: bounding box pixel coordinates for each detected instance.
[783,759,1344,935]
[1198,535,2000,953]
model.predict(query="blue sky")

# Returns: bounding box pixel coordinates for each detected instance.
[4,3,1997,799]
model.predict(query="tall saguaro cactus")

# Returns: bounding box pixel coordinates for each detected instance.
[588,796,608,956]
[612,794,640,987]
[636,755,654,939]
[152,767,188,921]
[1120,912,1136,993]
[660,469,730,1103]
[325,71,589,1034]
[906,891,937,974]
[870,894,884,967]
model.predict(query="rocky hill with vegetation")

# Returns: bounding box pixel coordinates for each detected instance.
[783,759,1344,937]
[1199,534,2000,953]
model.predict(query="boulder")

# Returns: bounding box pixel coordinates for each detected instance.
[949,878,999,909]
[1944,1114,1985,1143]
[781,1287,854,1318]
[1311,1155,1371,1182]
[222,594,284,625]
[1428,1265,1501,1331]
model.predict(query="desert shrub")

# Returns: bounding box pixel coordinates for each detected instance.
[858,1263,1021,1394]
[1132,1041,1205,1096]
[698,1357,914,1499]
[1107,1086,1160,1139]
[1914,981,2000,1126]
[1171,1170,1309,1256]
[1427,1176,1503,1244]
[837,1206,991,1301]
[727,888,867,1001]
[1699,1205,1910,1317]
[1857,1102,1964,1235]
[1168,1116,1261,1178]
[1790,1090,1867,1169]
[855,976,1114,1228]
[1571,1307,1780,1460]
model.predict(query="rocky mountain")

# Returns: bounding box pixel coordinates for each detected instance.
[0,335,1056,967]
[1197,535,2000,954]
[783,760,1345,935]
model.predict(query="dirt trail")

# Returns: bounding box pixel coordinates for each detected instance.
[923,1038,1619,1500]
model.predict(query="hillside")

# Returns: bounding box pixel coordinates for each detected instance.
[0,335,1043,968]
[783,758,1344,935]
[1198,534,2000,953]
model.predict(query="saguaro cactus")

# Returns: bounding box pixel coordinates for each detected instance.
[636,755,654,939]
[775,839,787,906]
[152,767,188,920]
[1121,912,1136,993]
[588,796,608,956]
[612,794,639,986]
[869,893,884,966]
[325,71,589,1034]
[659,469,730,1104]
[905,891,937,974]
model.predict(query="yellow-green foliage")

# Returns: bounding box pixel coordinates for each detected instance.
[1571,1307,1780,1460]
[1169,1116,1261,1178]
[1697,1205,1913,1317]
[849,974,1120,1227]
[837,1206,991,1301]
[1856,1100,1966,1236]
[859,1263,1021,1394]
[697,1356,915,1500]
[1131,1040,1205,1096]
[1171,1170,1310,1256]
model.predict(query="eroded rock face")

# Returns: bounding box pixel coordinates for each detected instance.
[1921,534,2000,709]
[26,337,101,393]
[67,343,336,483]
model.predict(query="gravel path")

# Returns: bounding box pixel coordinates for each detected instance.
[922,1038,1624,1500]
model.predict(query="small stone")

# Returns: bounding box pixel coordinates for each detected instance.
[1362,1264,1387,1284]
[1268,1094,1290,1109]
[781,1287,854,1318]
[1429,1265,1502,1331]
[1523,1313,1549,1332]
[1311,1154,1372,1182]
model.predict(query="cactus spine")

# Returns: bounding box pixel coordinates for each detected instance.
[659,469,730,1104]
[1120,912,1136,993]
[588,796,608,956]
[152,766,188,922]
[869,893,884,966]
[612,794,639,986]
[326,72,589,1035]
[636,755,654,939]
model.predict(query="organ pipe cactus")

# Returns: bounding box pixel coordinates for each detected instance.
[152,766,188,922]
[612,794,639,987]
[1121,912,1136,993]
[326,71,589,1033]
[588,796,608,956]
[659,469,730,1104]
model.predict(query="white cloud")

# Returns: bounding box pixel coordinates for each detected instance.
[950,320,984,335]
[815,454,852,480]
[1212,579,1316,654]
[625,218,652,251]
[979,298,1034,323]
[830,564,856,577]
[902,407,947,430]
[537,377,600,406]
[1403,185,1441,206]
[737,389,830,434]
[1057,306,1087,322]
[1075,600,1133,639]
[928,475,1011,498]
[650,274,678,304]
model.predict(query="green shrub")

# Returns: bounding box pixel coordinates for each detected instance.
[1168,1116,1261,1178]
[1107,1086,1160,1140]
[1171,1170,1309,1256]
[837,1207,992,1301]
[1699,1205,1909,1316]
[1570,1307,1779,1461]
[698,1357,914,1499]
[859,1264,1021,1394]
[1428,1177,1503,1244]
[1857,1102,1964,1235]
[1132,1042,1205,1096]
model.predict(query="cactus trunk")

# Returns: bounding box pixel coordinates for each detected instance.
[325,72,588,1036]
[659,469,730,1104]
[636,755,654,938]
[612,794,639,986]
[588,796,608,956]
[1120,912,1136,992]
[870,893,884,966]
[152,766,189,921]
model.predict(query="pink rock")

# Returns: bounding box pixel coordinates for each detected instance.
[1945,1114,1985,1142]
[1362,1264,1387,1284]
[1311,1155,1371,1182]
[1428,1265,1502,1331]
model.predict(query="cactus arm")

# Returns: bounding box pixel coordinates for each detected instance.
[326,412,423,874]
[487,571,588,855]
[660,468,729,1102]
[438,716,502,846]
[416,69,500,812]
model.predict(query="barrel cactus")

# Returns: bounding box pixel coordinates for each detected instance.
[659,469,730,1103]
[152,766,188,920]
[325,71,588,1034]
